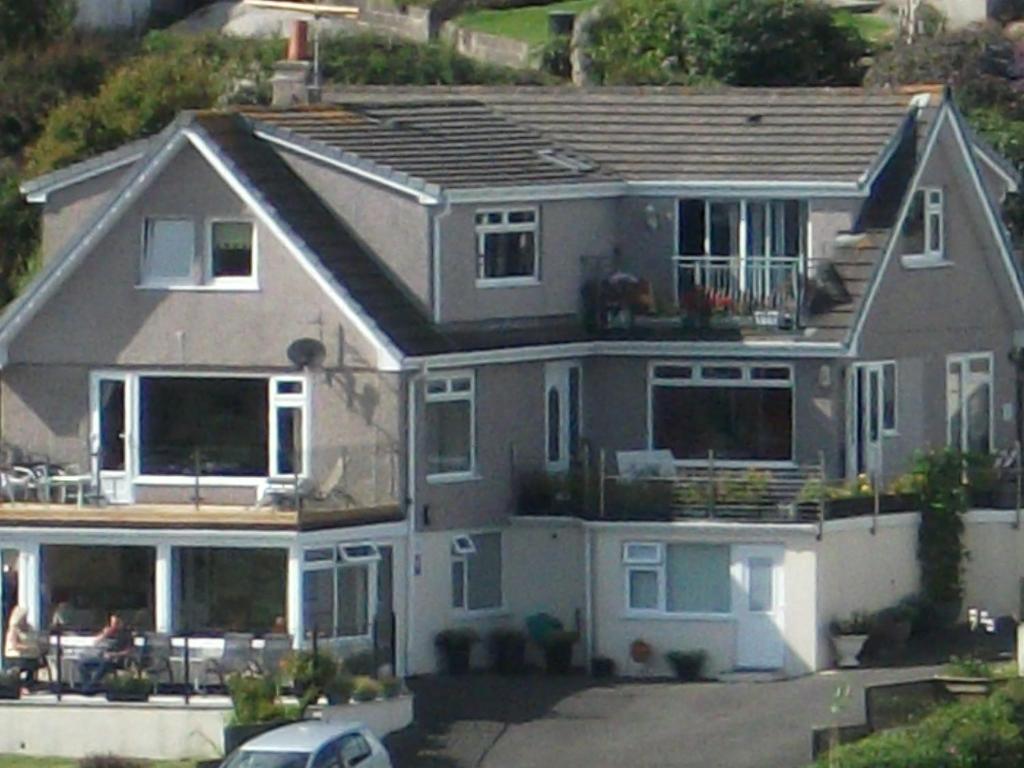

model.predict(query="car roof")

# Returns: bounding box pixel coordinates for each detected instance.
[241,721,367,752]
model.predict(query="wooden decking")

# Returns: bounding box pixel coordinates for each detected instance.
[0,501,404,531]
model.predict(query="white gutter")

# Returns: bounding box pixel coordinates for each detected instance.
[22,151,147,204]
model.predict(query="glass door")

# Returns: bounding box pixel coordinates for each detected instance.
[90,373,133,503]
[544,361,582,473]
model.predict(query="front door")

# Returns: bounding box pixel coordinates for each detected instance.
[90,373,133,504]
[847,363,885,480]
[733,545,784,670]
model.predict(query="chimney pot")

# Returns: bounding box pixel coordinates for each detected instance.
[287,19,311,61]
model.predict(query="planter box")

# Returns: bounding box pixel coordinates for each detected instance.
[322,694,414,738]
[833,634,869,668]
[0,685,20,700]
[105,690,151,703]
[825,494,918,519]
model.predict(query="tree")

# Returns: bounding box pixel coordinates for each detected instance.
[586,0,868,86]
[0,0,74,55]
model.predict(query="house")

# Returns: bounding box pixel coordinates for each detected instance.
[1,83,1023,680]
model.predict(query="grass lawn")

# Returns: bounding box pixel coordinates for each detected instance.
[0,759,197,768]
[834,10,896,48]
[455,0,598,47]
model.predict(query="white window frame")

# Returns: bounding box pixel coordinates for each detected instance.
[946,352,994,454]
[140,217,197,288]
[901,186,947,268]
[451,530,505,616]
[623,541,733,620]
[205,218,259,290]
[425,372,476,483]
[474,207,540,287]
[269,375,311,479]
[646,361,796,468]
[302,543,377,642]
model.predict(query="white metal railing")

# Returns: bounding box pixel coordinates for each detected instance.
[674,255,801,322]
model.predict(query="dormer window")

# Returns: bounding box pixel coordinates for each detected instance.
[475,208,539,286]
[901,187,945,266]
[142,218,195,287]
[209,221,255,283]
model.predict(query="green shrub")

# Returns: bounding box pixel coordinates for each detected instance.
[945,655,993,678]
[380,676,403,699]
[227,673,286,726]
[103,670,154,696]
[78,756,144,768]
[286,649,340,693]
[351,675,383,703]
[0,0,75,56]
[324,672,355,705]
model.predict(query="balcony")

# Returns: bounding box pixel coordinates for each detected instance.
[675,255,801,329]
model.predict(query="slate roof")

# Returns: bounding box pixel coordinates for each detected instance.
[319,86,933,185]
[242,100,616,190]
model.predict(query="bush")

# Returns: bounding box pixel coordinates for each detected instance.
[351,675,384,703]
[0,0,74,56]
[103,670,154,696]
[380,676,403,699]
[324,672,355,705]
[78,756,144,768]
[227,673,286,726]
[286,650,340,694]
[587,0,868,86]
[945,655,994,678]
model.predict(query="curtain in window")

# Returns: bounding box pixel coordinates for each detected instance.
[665,544,731,613]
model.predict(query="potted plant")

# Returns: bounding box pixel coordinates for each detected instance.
[380,675,403,699]
[435,628,479,675]
[591,656,616,679]
[830,612,873,668]
[665,650,707,682]
[103,670,154,703]
[629,638,653,665]
[285,650,338,699]
[351,675,384,703]
[324,672,355,706]
[488,627,527,675]
[0,668,21,700]
[542,629,579,675]
[225,673,295,753]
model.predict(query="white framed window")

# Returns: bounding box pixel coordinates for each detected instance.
[452,535,476,556]
[475,208,539,285]
[142,218,195,286]
[452,531,503,613]
[649,362,794,464]
[425,373,475,481]
[207,220,256,286]
[881,361,897,435]
[901,187,945,265]
[270,376,309,478]
[545,361,582,472]
[624,542,732,616]
[947,352,993,454]
[302,543,378,640]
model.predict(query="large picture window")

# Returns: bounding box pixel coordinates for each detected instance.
[475,209,538,283]
[625,542,731,615]
[650,363,793,462]
[425,373,475,479]
[947,353,992,454]
[302,544,380,641]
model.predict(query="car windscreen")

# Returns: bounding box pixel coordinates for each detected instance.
[221,750,310,768]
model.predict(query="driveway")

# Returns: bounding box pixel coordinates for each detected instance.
[385,665,941,768]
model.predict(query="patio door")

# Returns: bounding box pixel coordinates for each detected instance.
[545,361,582,472]
[90,373,134,504]
[733,545,784,670]
[847,362,895,480]
[0,550,16,666]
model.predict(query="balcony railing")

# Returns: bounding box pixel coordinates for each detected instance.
[675,254,801,327]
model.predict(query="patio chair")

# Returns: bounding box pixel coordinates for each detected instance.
[140,632,174,688]
[0,465,38,502]
[204,632,256,689]
[256,633,293,679]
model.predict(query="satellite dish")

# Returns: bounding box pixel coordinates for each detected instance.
[287,338,327,370]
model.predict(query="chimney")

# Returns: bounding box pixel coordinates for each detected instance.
[272,20,315,108]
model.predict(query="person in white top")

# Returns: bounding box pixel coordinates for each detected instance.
[4,606,43,687]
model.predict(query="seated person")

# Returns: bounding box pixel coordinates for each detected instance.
[4,606,44,688]
[77,613,133,692]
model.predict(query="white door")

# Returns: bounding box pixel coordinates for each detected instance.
[544,361,582,472]
[733,545,784,670]
[90,373,134,504]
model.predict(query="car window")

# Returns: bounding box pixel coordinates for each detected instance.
[338,734,372,767]
[311,741,341,768]
[222,751,309,768]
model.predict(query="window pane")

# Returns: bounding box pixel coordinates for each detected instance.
[709,202,740,256]
[568,367,581,461]
[276,406,303,475]
[966,373,991,454]
[678,200,705,256]
[901,190,925,254]
[628,569,659,610]
[547,386,561,463]
[426,399,472,475]
[139,377,268,476]
[948,362,963,449]
[467,533,502,610]
[99,379,125,471]
[882,363,897,432]
[666,544,730,614]
[747,202,767,257]
[480,231,536,279]
[927,211,942,253]
[144,219,194,282]
[175,547,286,633]
[507,210,535,223]
[337,566,369,637]
[42,545,155,631]
[303,568,334,638]
[653,365,692,380]
[211,221,253,278]
[652,386,792,461]
[748,557,773,613]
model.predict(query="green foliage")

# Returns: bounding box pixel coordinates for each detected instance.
[587,0,868,86]
[351,675,384,703]
[285,649,339,693]
[0,166,39,305]
[380,675,403,699]
[540,34,571,78]
[227,673,287,726]
[815,691,1024,767]
[945,655,994,678]
[324,672,355,705]
[913,449,969,606]
[318,32,541,85]
[0,0,74,56]
[77,757,144,768]
[830,611,873,636]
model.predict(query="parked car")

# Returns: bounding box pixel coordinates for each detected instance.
[221,720,392,768]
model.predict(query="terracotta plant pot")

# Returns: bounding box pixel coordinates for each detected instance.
[630,639,653,664]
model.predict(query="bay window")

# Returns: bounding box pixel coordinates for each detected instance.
[650,363,793,462]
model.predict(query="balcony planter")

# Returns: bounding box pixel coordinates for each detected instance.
[104,672,153,703]
[825,493,918,519]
